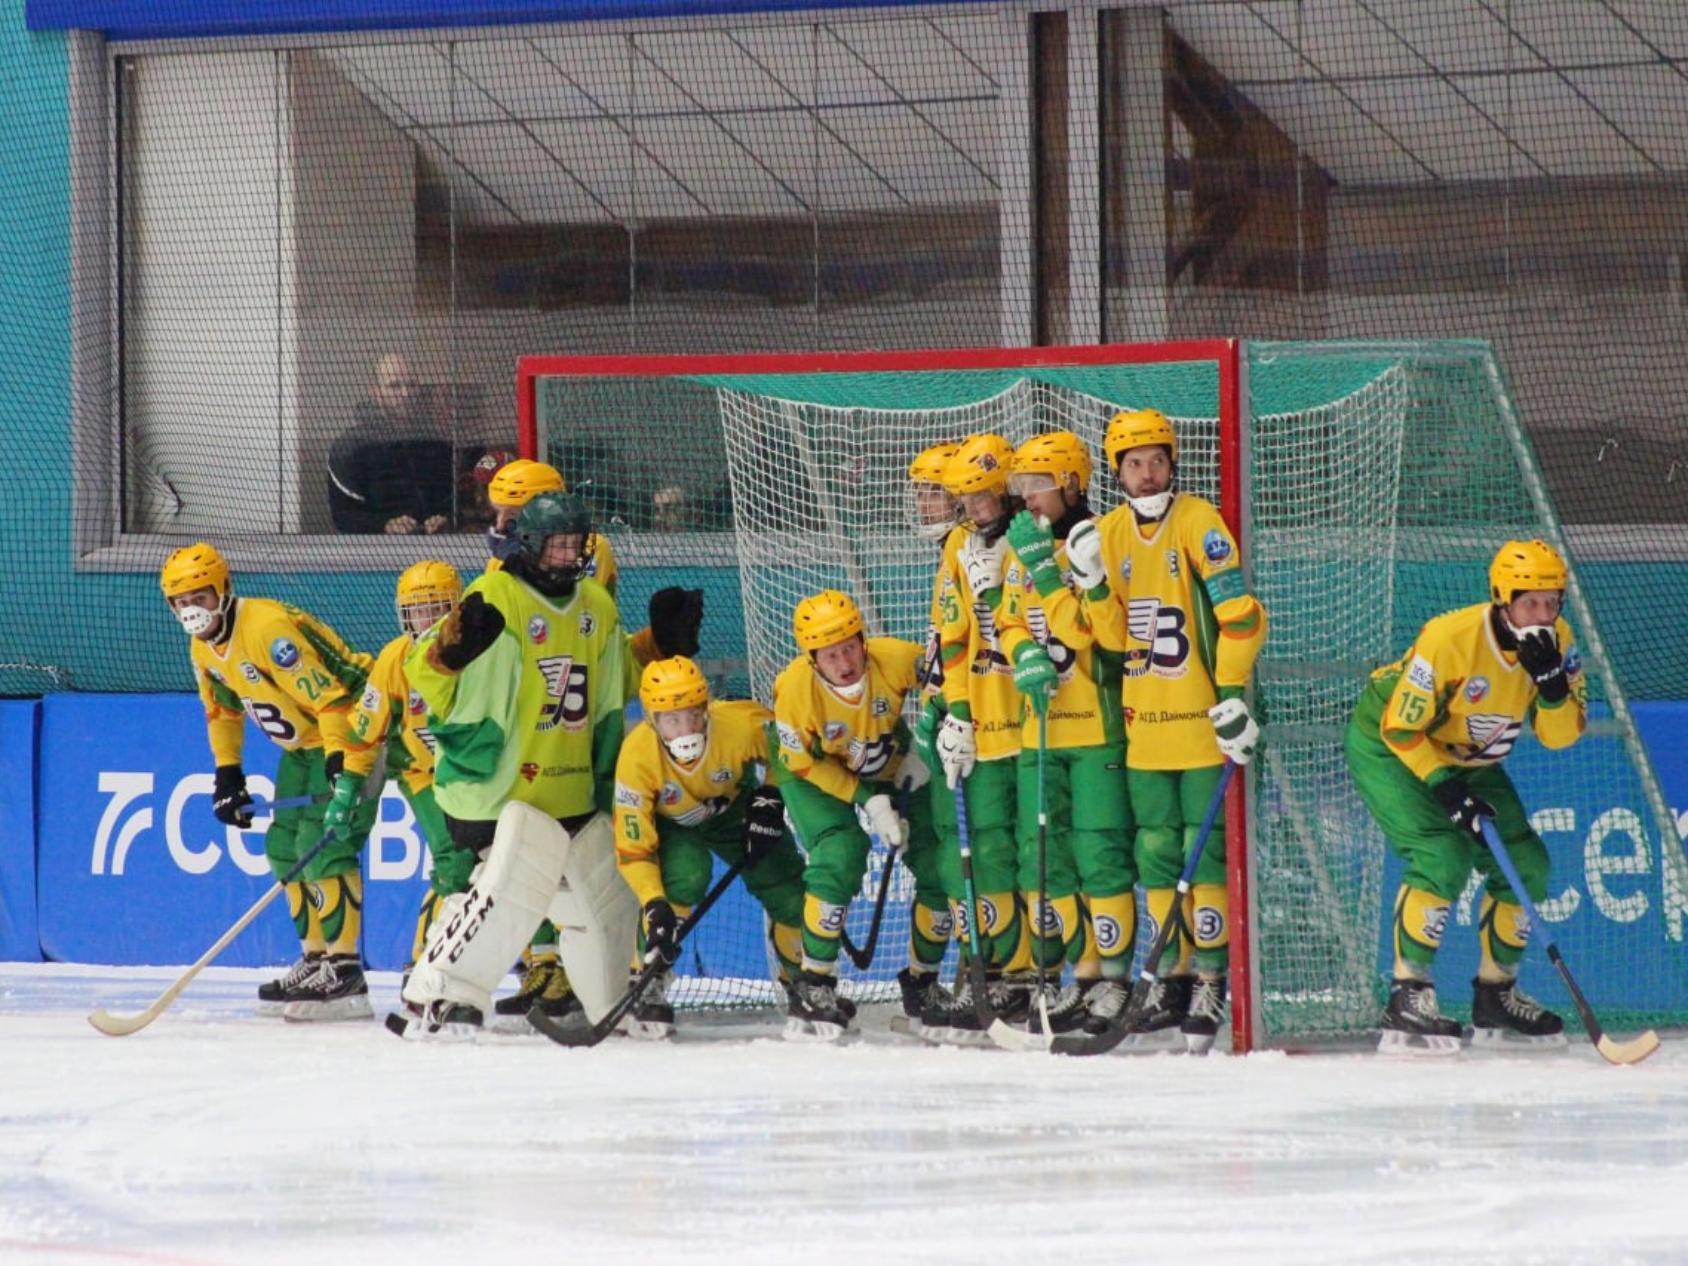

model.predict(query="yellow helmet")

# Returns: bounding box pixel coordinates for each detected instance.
[1489,539,1568,605]
[395,560,462,634]
[639,656,711,715]
[1104,408,1178,471]
[487,459,566,509]
[1010,430,1092,496]
[793,589,865,651]
[160,542,230,603]
[943,433,1014,497]
[908,442,961,486]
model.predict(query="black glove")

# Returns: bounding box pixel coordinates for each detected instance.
[1515,627,1569,704]
[212,764,255,828]
[324,749,344,782]
[743,786,786,867]
[435,591,505,672]
[649,587,705,659]
[1432,777,1495,841]
[642,898,680,967]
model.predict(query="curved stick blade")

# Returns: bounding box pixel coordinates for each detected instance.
[1595,1029,1661,1066]
[88,1008,154,1038]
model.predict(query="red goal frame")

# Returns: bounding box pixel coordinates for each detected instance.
[516,340,1258,1053]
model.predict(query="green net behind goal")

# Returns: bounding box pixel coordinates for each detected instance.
[527,341,1685,1042]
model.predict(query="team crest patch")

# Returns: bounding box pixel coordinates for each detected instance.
[528,616,549,645]
[240,661,261,684]
[360,684,382,711]
[871,696,890,717]
[1564,648,1582,678]
[1119,558,1132,581]
[1465,676,1490,704]
[972,451,1000,473]
[269,638,299,669]
[823,721,848,743]
[579,611,595,637]
[1166,550,1180,579]
[408,689,427,715]
[709,767,732,783]
[659,781,683,807]
[1202,529,1232,565]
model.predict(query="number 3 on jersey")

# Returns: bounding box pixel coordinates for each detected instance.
[1125,598,1190,678]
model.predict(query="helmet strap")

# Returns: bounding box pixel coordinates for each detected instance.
[1049,496,1091,542]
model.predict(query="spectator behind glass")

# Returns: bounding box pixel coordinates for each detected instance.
[327,354,456,534]
[456,447,517,533]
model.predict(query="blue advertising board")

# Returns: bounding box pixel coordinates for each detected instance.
[0,700,41,962]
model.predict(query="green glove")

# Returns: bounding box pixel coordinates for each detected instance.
[912,697,943,765]
[1005,511,1062,596]
[1011,641,1058,714]
[322,770,366,840]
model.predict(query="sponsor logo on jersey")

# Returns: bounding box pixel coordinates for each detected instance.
[775,721,804,753]
[871,696,890,717]
[1564,647,1583,678]
[1406,655,1435,692]
[709,767,732,783]
[579,611,595,637]
[239,661,261,684]
[520,761,540,782]
[528,616,549,645]
[1465,676,1490,704]
[824,721,848,743]
[270,638,300,669]
[1202,528,1232,566]
[360,684,382,712]
[408,689,427,715]
[659,781,683,807]
[1166,549,1180,579]
[614,782,644,809]
[1119,558,1132,581]
[1457,713,1523,763]
[1125,598,1191,679]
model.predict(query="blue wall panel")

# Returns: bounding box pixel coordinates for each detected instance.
[0,701,42,962]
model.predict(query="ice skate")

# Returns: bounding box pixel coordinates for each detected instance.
[893,967,939,1038]
[783,970,850,1043]
[1181,974,1227,1055]
[1469,977,1566,1050]
[256,953,322,1017]
[623,969,675,1041]
[1377,977,1462,1055]
[930,974,1017,1047]
[1027,979,1096,1037]
[494,958,557,1017]
[281,954,373,1022]
[385,998,485,1041]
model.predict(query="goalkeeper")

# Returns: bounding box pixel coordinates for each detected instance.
[771,590,947,1042]
[612,656,806,1039]
[997,430,1132,1036]
[1074,409,1267,1053]
[161,542,378,1022]
[341,561,478,991]
[1347,539,1582,1053]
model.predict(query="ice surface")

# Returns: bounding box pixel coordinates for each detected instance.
[2,963,1686,1265]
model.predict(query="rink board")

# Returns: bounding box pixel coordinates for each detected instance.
[10,693,1688,999]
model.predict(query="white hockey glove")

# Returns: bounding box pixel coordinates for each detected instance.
[861,793,907,852]
[958,534,1007,598]
[895,746,931,796]
[1064,520,1107,591]
[1208,697,1260,766]
[935,712,977,790]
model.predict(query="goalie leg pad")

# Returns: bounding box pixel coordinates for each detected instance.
[545,812,640,1024]
[403,801,570,1014]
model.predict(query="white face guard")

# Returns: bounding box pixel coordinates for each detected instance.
[822,672,868,704]
[663,731,708,764]
[175,603,218,636]
[909,483,958,542]
[1127,489,1174,520]
[400,598,455,638]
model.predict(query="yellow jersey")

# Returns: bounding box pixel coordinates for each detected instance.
[613,699,771,905]
[1358,603,1586,781]
[937,525,1024,762]
[772,637,922,806]
[344,632,438,792]
[999,526,1126,751]
[1083,494,1266,770]
[190,597,371,767]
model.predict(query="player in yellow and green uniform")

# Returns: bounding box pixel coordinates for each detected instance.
[161,542,378,1021]
[341,562,484,992]
[1074,408,1267,1052]
[771,590,947,1042]
[998,430,1132,1035]
[926,432,1055,1037]
[613,656,807,1039]
[1348,539,1583,1053]
[394,491,627,1035]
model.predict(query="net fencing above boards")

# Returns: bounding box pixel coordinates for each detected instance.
[524,339,1687,1046]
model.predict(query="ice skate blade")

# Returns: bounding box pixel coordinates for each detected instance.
[385,1009,481,1042]
[783,1016,847,1044]
[255,1000,285,1018]
[927,1026,996,1049]
[622,1017,675,1042]
[888,1015,924,1039]
[1182,1030,1217,1056]
[1108,1027,1184,1053]
[283,994,373,1023]
[1377,1028,1461,1057]
[1468,1026,1568,1051]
